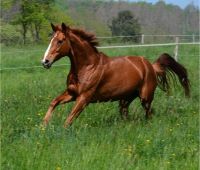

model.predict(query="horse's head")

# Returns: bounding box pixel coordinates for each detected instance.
[41,23,71,69]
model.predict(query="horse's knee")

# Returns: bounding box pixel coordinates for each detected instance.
[50,99,59,107]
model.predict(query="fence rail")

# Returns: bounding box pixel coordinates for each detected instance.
[98,42,199,49]
[97,34,200,45]
[2,42,200,54]
[3,34,199,47]
[97,34,200,38]
[0,64,69,71]
[1,42,199,71]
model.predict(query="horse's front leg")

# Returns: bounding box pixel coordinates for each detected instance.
[64,93,91,128]
[43,90,74,125]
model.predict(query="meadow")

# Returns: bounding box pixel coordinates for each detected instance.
[1,44,199,170]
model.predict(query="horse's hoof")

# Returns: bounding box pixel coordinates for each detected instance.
[63,123,68,128]
[63,121,72,128]
[43,119,48,126]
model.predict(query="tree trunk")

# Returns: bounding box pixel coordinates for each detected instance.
[22,23,27,45]
[30,24,35,42]
[34,24,40,42]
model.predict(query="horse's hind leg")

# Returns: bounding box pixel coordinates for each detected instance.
[43,90,74,125]
[119,97,136,119]
[139,86,155,119]
[119,92,138,119]
[119,99,130,119]
[141,99,153,119]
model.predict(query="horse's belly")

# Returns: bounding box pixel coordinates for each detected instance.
[92,72,142,102]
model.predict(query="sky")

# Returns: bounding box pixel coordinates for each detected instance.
[129,0,199,8]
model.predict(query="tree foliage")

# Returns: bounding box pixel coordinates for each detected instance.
[110,10,141,42]
[1,0,199,45]
[0,19,21,45]
[1,0,74,44]
[11,0,54,44]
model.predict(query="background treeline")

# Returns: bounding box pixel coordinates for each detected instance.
[1,0,199,45]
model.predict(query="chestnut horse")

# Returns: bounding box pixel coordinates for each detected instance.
[41,23,190,128]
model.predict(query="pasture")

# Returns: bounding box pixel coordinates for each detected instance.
[1,44,199,170]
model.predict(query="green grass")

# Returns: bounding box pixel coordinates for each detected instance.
[1,45,199,170]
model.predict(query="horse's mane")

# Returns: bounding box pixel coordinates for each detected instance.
[70,28,99,52]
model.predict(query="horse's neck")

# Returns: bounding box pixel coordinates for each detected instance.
[69,39,100,73]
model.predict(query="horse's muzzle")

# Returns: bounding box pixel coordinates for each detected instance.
[41,60,52,69]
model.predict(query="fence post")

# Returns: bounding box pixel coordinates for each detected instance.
[174,36,179,61]
[192,34,195,43]
[141,34,144,44]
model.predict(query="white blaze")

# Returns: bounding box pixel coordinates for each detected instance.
[42,33,57,62]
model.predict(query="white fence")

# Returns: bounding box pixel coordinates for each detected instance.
[1,34,199,71]
[97,34,199,44]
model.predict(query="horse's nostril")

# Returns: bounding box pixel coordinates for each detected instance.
[42,59,51,69]
[42,59,49,65]
[44,59,49,64]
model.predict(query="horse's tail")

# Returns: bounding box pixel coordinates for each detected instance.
[152,53,190,96]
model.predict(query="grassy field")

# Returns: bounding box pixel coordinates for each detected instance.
[1,44,199,170]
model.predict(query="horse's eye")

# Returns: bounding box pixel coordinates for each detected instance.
[58,40,63,45]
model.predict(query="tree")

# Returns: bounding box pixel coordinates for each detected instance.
[12,0,32,44]
[184,4,199,35]
[0,19,21,45]
[29,1,48,42]
[109,10,141,42]
[11,0,54,44]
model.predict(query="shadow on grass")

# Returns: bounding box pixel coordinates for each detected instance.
[87,111,146,128]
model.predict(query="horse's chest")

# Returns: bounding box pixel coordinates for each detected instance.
[66,69,102,95]
[66,73,79,95]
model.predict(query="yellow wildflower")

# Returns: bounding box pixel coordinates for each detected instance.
[172,153,176,157]
[146,139,151,143]
[56,167,61,170]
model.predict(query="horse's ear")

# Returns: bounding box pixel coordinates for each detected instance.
[51,23,56,32]
[61,22,69,33]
